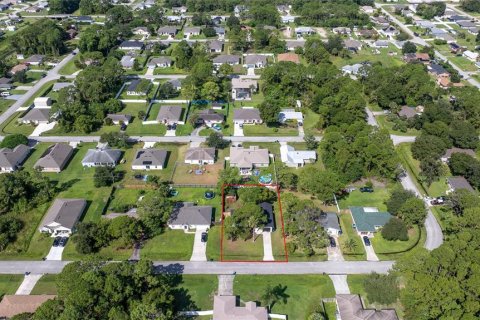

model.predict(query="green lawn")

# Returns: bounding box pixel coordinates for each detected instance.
[242,142,280,155]
[371,225,421,255]
[0,112,35,135]
[206,226,221,261]
[234,275,335,320]
[0,99,14,114]
[125,119,167,136]
[175,123,194,136]
[222,236,264,261]
[339,188,391,211]
[174,275,218,311]
[243,124,299,137]
[331,45,404,68]
[31,274,58,295]
[199,128,214,136]
[108,188,142,213]
[58,56,80,75]
[338,213,366,260]
[0,275,23,297]
[376,115,420,136]
[302,108,322,136]
[141,229,194,260]
[63,239,132,261]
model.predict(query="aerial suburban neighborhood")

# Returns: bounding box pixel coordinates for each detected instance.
[0,0,477,319]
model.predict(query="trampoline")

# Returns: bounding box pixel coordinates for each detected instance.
[195,169,203,175]
[204,191,215,200]
[259,174,273,184]
[169,189,179,197]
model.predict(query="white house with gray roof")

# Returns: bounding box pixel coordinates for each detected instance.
[168,202,212,232]
[184,27,201,38]
[39,199,87,236]
[213,55,241,67]
[184,147,216,165]
[106,114,132,125]
[243,55,268,68]
[233,108,262,125]
[34,143,74,172]
[156,105,183,124]
[132,149,168,170]
[147,57,173,68]
[0,144,30,172]
[207,40,224,53]
[319,212,341,236]
[280,144,316,168]
[21,108,51,125]
[157,26,179,37]
[81,148,122,167]
[120,55,135,69]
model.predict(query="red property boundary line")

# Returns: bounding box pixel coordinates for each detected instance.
[220,184,289,263]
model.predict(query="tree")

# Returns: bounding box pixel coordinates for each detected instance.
[224,202,266,242]
[397,197,426,227]
[449,120,479,149]
[49,0,80,14]
[304,135,318,150]
[206,132,229,149]
[402,41,417,54]
[217,167,242,191]
[203,27,216,38]
[201,81,221,101]
[420,157,442,186]
[237,187,277,204]
[71,221,108,254]
[0,216,22,251]
[0,134,28,149]
[100,132,129,148]
[12,20,67,56]
[381,218,408,241]
[364,272,399,305]
[343,238,358,253]
[304,39,330,64]
[172,41,193,70]
[226,14,240,30]
[386,187,416,215]
[93,166,116,187]
[411,135,447,162]
[261,284,289,311]
[12,70,27,84]
[258,100,281,124]
[137,189,173,236]
[218,63,233,76]
[298,168,344,203]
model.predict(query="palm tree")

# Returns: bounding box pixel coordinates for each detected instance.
[261,284,290,311]
[343,238,358,253]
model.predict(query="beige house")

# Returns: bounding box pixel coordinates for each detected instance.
[229,146,269,175]
[231,78,258,100]
[336,294,398,320]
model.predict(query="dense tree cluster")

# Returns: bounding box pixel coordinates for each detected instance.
[364,272,400,305]
[0,134,28,149]
[11,19,67,56]
[416,2,446,19]
[294,0,370,27]
[31,260,185,319]
[79,0,112,14]
[0,216,22,251]
[298,168,344,203]
[448,153,480,190]
[49,0,80,14]
[461,0,480,12]
[78,25,118,56]
[381,217,408,241]
[321,122,399,183]
[386,187,426,227]
[137,186,173,236]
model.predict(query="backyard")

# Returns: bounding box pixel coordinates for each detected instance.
[172,149,226,185]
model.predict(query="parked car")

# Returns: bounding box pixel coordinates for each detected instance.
[59,237,68,247]
[0,91,10,97]
[53,237,61,247]
[363,236,371,246]
[360,187,374,193]
[431,196,446,205]
[201,232,208,243]
[329,237,336,247]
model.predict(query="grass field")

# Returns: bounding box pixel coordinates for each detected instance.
[174,275,218,311]
[141,229,194,260]
[371,225,421,255]
[243,124,299,137]
[0,275,23,297]
[339,188,390,211]
[31,274,58,295]
[376,115,420,136]
[234,275,335,320]
[58,56,80,75]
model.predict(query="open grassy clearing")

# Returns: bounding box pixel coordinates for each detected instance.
[0,275,23,297]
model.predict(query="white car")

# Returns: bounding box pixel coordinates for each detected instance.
[0,91,10,97]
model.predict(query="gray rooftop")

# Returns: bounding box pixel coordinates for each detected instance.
[81,148,122,165]
[336,294,398,320]
[213,295,268,320]
[132,149,168,167]
[40,199,87,231]
[197,109,224,122]
[22,108,50,122]
[319,212,340,231]
[213,54,241,64]
[169,202,212,226]
[34,143,74,171]
[0,144,29,169]
[398,106,416,119]
[106,114,132,123]
[157,26,179,34]
[157,105,183,122]
[244,55,267,65]
[448,176,475,192]
[233,108,261,121]
[230,146,269,168]
[185,147,215,162]
[442,148,476,159]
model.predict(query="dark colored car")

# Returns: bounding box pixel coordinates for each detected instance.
[360,187,374,193]
[201,232,208,243]
[363,236,371,246]
[53,237,61,247]
[59,237,68,247]
[120,124,127,131]
[329,237,336,247]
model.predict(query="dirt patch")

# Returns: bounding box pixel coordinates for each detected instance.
[172,161,224,185]
[314,27,328,38]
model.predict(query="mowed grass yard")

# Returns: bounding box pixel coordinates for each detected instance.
[172,149,227,185]
[338,213,366,260]
[174,275,218,311]
[141,229,194,260]
[339,188,390,211]
[234,275,335,320]
[0,275,23,297]
[31,274,58,295]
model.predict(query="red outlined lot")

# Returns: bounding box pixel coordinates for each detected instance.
[220,184,288,263]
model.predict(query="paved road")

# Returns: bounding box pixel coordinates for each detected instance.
[0,260,394,275]
[366,107,379,127]
[0,50,78,126]
[391,135,416,145]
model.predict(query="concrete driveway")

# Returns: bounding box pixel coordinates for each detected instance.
[190,228,208,262]
[262,232,274,261]
[234,123,244,136]
[363,241,379,261]
[31,122,56,137]
[327,237,344,261]
[329,275,350,294]
[45,246,64,261]
[165,129,176,136]
[15,274,43,295]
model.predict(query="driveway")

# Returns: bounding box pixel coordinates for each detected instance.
[327,237,344,261]
[217,275,234,295]
[45,246,64,261]
[363,241,379,261]
[165,129,176,136]
[190,228,208,262]
[329,275,350,294]
[262,232,274,261]
[233,123,244,136]
[15,274,43,295]
[30,122,56,137]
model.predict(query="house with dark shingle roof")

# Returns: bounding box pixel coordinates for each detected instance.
[39,199,87,236]
[34,143,74,172]
[156,105,183,124]
[447,176,475,193]
[184,147,216,164]
[119,40,144,51]
[81,148,122,167]
[195,109,224,127]
[168,202,212,232]
[0,144,30,172]
[244,55,268,68]
[350,207,393,237]
[131,149,168,170]
[106,114,132,125]
[398,106,417,119]
[21,108,51,125]
[213,54,241,67]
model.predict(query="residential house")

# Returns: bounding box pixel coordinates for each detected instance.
[214,27,226,39]
[0,144,30,172]
[256,202,275,233]
[371,16,390,27]
[0,295,56,319]
[106,114,132,125]
[126,79,151,96]
[156,105,183,124]
[184,147,216,165]
[119,40,144,51]
[414,19,435,29]
[437,33,455,43]
[195,109,224,127]
[75,16,93,24]
[361,5,375,14]
[463,50,479,62]
[166,15,183,23]
[34,97,52,108]
[157,26,179,37]
[429,27,447,37]
[168,79,182,91]
[0,77,12,90]
[120,55,135,69]
[213,54,241,67]
[403,52,430,63]
[350,206,393,237]
[132,149,168,170]
[381,25,399,38]
[184,27,201,38]
[343,39,363,52]
[280,144,316,168]
[34,143,74,172]
[277,4,291,14]
[25,5,40,13]
[427,63,449,78]
[211,102,225,110]
[229,146,269,174]
[341,63,364,76]
[21,108,50,125]
[336,294,399,320]
[233,108,262,125]
[333,27,351,35]
[213,295,270,320]
[457,20,476,29]
[52,82,74,92]
[207,40,224,53]
[280,15,295,23]
[295,26,315,38]
[234,5,248,17]
[9,63,28,75]
[285,40,305,51]
[441,148,476,163]
[24,54,44,66]
[39,199,87,236]
[356,29,378,39]
[168,202,212,232]
[172,5,187,14]
[278,109,303,124]
[243,55,267,68]
[277,53,300,64]
[448,15,469,22]
[373,40,389,48]
[147,57,173,68]
[447,176,475,193]
[319,212,341,236]
[231,78,258,100]
[81,148,122,167]
[132,27,151,37]
[398,105,417,119]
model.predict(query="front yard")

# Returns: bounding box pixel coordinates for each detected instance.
[141,229,194,260]
[0,275,23,297]
[338,213,366,260]
[243,124,299,137]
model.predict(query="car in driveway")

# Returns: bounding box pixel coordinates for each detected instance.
[363,236,371,246]
[201,232,208,243]
[360,187,374,193]
[59,237,68,247]
[53,237,61,247]
[329,237,336,247]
